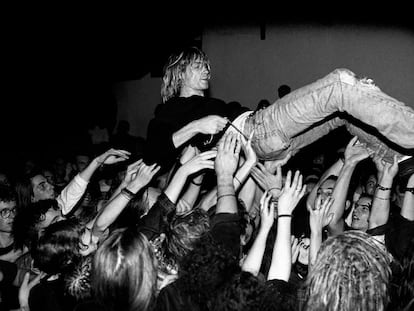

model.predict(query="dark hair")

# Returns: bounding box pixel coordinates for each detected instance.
[177,234,240,310]
[278,84,291,98]
[389,237,414,310]
[0,184,16,203]
[12,199,59,250]
[92,227,157,311]
[31,218,83,276]
[211,271,266,311]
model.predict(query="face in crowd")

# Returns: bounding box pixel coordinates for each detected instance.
[351,196,372,231]
[31,174,56,202]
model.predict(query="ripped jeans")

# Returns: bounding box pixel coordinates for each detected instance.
[244,68,414,162]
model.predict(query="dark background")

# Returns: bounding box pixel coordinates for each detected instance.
[1,5,412,164]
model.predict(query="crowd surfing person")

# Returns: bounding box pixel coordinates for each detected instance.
[145,46,413,176]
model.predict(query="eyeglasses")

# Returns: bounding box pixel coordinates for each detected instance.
[0,207,17,219]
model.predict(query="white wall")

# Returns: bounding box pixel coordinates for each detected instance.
[114,24,414,138]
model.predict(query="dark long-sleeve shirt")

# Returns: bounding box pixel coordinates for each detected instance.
[145,95,248,173]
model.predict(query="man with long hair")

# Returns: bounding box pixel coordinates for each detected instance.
[145,46,413,176]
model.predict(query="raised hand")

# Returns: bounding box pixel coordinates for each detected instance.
[180,150,216,176]
[309,195,334,233]
[373,154,399,181]
[126,161,161,193]
[240,131,257,166]
[215,132,241,177]
[344,136,372,166]
[18,272,44,310]
[277,170,307,215]
[96,148,131,165]
[259,190,275,231]
[264,152,292,174]
[251,162,283,196]
[196,115,229,135]
[179,145,200,165]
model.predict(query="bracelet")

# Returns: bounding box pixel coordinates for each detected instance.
[404,187,414,194]
[234,176,242,185]
[121,188,135,200]
[269,187,282,192]
[191,180,203,186]
[376,184,392,191]
[277,214,292,218]
[374,195,390,201]
[217,194,236,201]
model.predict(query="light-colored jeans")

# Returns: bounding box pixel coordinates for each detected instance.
[244,68,414,162]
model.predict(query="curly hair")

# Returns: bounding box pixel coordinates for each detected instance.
[160,46,210,103]
[389,236,414,310]
[211,271,266,311]
[177,233,240,310]
[304,230,392,311]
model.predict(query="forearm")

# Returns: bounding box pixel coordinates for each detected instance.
[92,191,131,234]
[233,160,255,192]
[164,169,188,204]
[370,175,392,228]
[216,174,237,214]
[172,121,200,148]
[177,174,204,209]
[79,158,101,182]
[401,176,414,220]
[238,177,257,214]
[267,218,291,282]
[309,229,322,271]
[328,163,355,233]
[242,227,270,276]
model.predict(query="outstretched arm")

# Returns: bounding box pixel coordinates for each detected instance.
[369,154,399,229]
[92,160,160,236]
[164,150,216,204]
[215,132,241,215]
[58,148,130,215]
[267,170,306,282]
[242,191,274,276]
[328,137,371,235]
[172,115,228,148]
[308,196,334,271]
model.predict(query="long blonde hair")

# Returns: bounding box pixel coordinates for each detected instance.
[161,46,210,103]
[92,227,157,311]
[304,230,392,311]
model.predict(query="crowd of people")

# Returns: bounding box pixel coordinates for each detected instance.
[0,46,413,311]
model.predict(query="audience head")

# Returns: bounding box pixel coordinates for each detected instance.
[0,185,17,234]
[305,230,392,311]
[161,46,210,103]
[278,84,291,98]
[32,218,83,276]
[92,227,157,311]
[166,208,210,262]
[316,175,337,204]
[350,194,373,231]
[13,199,63,250]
